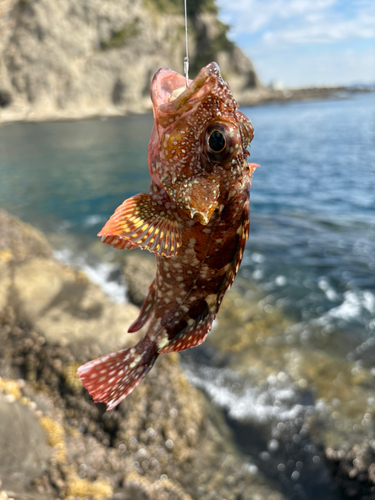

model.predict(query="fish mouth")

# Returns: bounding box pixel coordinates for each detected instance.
[150,62,221,114]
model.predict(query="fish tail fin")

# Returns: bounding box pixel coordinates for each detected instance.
[77,342,158,410]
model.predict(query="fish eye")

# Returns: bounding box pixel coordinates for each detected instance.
[207,130,226,154]
[204,122,240,163]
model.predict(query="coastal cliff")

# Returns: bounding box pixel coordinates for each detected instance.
[0,0,263,123]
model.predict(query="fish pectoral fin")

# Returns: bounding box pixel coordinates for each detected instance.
[176,177,219,225]
[98,193,182,257]
[128,281,156,333]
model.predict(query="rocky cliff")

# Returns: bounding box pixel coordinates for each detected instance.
[0,0,263,123]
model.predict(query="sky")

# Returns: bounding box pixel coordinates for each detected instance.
[216,0,375,88]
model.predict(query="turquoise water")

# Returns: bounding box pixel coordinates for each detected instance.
[1,93,374,355]
[1,93,375,499]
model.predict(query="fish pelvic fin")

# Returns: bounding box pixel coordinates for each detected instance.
[98,193,182,258]
[77,342,158,410]
[128,281,156,333]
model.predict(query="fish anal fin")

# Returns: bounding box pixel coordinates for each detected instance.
[159,299,216,353]
[77,343,158,410]
[128,281,156,333]
[98,193,182,257]
[159,317,213,353]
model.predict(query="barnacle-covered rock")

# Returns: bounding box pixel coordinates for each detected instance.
[0,211,285,500]
[0,390,52,495]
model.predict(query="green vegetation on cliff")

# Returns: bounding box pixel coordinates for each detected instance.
[100,17,142,50]
[143,0,217,16]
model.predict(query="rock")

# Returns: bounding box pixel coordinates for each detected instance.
[123,252,156,306]
[201,285,375,499]
[0,210,52,263]
[0,209,53,315]
[0,260,11,314]
[326,441,375,500]
[189,12,262,102]
[12,257,140,353]
[0,309,285,500]
[0,392,52,494]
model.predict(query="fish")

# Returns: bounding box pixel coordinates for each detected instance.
[77,62,258,410]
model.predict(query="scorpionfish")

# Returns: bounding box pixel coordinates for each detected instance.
[78,62,257,410]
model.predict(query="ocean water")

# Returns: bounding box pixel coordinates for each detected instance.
[245,94,375,362]
[1,92,375,499]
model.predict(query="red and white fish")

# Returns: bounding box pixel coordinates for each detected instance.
[78,62,258,410]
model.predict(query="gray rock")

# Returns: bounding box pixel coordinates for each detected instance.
[326,440,375,500]
[0,260,11,314]
[0,394,52,493]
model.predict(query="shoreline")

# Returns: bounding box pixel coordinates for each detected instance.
[243,86,374,106]
[1,87,373,126]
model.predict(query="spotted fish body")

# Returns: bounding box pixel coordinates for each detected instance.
[78,63,257,410]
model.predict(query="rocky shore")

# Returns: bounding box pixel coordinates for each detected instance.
[200,286,375,500]
[0,210,374,500]
[0,210,285,500]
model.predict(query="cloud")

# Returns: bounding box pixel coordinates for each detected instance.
[217,0,339,35]
[216,0,375,86]
[261,6,375,44]
[217,0,375,42]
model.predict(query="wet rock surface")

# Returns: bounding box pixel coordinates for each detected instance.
[1,210,374,499]
[326,441,375,500]
[0,211,285,500]
[190,286,375,500]
[108,240,375,499]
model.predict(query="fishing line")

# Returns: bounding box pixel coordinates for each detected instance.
[183,0,189,87]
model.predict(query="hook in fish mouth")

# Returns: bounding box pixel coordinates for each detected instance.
[150,62,222,111]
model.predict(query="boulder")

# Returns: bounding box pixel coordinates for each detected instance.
[12,257,139,353]
[0,392,52,496]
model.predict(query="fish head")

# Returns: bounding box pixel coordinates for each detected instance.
[149,62,255,225]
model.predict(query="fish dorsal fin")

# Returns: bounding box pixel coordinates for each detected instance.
[98,193,182,257]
